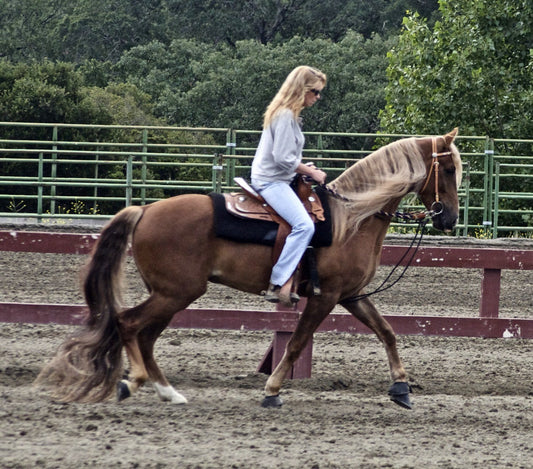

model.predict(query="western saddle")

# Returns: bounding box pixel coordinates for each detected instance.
[223,177,325,265]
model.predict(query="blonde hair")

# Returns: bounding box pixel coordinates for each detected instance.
[263,66,327,128]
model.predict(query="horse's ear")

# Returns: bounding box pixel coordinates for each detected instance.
[444,127,459,145]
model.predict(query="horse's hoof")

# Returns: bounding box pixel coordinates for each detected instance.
[116,380,131,402]
[388,382,413,409]
[261,394,283,408]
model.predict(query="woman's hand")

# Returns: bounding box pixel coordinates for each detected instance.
[297,162,327,185]
[310,168,327,184]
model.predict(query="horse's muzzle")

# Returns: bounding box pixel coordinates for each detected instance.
[432,208,458,232]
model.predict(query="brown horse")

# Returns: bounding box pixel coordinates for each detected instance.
[36,129,462,409]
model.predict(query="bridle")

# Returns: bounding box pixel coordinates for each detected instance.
[418,137,453,217]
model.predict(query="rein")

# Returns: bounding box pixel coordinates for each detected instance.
[340,219,428,305]
[321,184,436,221]
[321,182,430,304]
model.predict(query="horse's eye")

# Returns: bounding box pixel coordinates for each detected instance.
[445,167,456,174]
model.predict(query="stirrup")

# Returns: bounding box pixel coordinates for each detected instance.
[278,290,300,307]
[263,283,299,306]
[289,292,300,303]
[280,276,299,305]
[264,283,281,303]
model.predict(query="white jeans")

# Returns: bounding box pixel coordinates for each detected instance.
[252,179,315,286]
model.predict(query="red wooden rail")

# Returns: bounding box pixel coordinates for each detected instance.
[1,230,532,378]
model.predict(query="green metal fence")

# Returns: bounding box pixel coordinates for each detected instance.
[0,122,531,238]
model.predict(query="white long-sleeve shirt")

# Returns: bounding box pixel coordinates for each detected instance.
[251,109,305,184]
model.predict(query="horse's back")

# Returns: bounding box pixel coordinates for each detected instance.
[136,193,214,236]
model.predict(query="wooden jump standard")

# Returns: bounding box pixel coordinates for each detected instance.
[0,231,531,379]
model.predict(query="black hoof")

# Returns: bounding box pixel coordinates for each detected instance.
[116,380,131,402]
[261,394,283,408]
[388,382,413,409]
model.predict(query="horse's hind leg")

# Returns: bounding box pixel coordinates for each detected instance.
[137,321,187,404]
[117,294,190,404]
[341,296,412,408]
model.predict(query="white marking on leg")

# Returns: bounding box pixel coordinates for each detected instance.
[152,382,188,404]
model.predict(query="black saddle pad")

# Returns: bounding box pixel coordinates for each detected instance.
[209,185,332,248]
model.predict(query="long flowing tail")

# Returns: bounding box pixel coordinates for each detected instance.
[35,206,144,402]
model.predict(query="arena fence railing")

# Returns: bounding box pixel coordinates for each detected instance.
[0,122,531,238]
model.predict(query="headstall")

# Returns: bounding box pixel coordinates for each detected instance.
[418,137,453,216]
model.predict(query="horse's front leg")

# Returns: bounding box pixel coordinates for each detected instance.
[262,299,335,408]
[341,296,412,409]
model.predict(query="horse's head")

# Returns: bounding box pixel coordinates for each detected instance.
[417,128,462,232]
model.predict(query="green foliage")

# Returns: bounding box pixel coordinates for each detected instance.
[380,0,533,139]
[0,61,83,123]
[0,0,166,64]
[0,0,436,64]
[116,32,395,133]
[82,84,160,127]
[0,0,439,136]
[0,60,163,127]
[163,0,439,45]
[379,0,533,234]
[284,0,439,42]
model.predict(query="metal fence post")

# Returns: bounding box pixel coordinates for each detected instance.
[316,134,324,167]
[493,162,500,239]
[126,155,133,207]
[482,138,495,235]
[50,126,58,215]
[212,153,224,193]
[461,162,471,236]
[226,129,236,187]
[141,129,148,205]
[37,153,44,219]
[93,148,100,213]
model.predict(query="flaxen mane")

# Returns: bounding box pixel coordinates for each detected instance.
[327,137,462,242]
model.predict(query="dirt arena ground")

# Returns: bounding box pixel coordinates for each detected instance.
[1,229,532,468]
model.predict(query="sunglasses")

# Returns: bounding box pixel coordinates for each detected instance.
[310,89,322,96]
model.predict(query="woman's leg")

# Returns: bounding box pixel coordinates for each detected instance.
[256,181,314,286]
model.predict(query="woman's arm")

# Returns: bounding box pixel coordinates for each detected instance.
[296,163,327,184]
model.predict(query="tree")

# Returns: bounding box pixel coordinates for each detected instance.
[0,60,159,126]
[56,0,167,63]
[1,0,438,63]
[164,0,308,45]
[379,0,532,233]
[284,0,440,41]
[0,0,66,62]
[113,39,214,119]
[379,0,533,139]
[163,0,439,45]
[0,60,88,124]
[0,0,166,64]
[116,32,395,134]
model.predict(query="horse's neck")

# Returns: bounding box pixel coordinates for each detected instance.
[381,197,403,215]
[369,196,403,244]
[350,196,401,243]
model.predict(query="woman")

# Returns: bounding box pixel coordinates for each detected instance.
[251,65,327,306]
